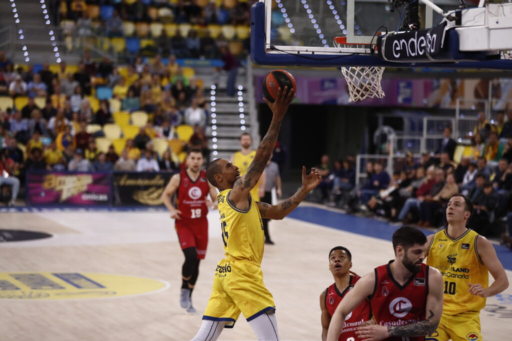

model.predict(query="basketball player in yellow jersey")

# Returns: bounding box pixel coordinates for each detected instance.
[426,194,509,341]
[187,87,321,341]
[231,133,265,201]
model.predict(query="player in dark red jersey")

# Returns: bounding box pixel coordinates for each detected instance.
[162,148,218,314]
[320,246,372,341]
[327,226,444,341]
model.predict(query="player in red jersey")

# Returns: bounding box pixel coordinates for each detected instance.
[162,148,218,314]
[320,246,372,341]
[327,226,444,341]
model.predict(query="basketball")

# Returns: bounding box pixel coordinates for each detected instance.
[261,69,296,103]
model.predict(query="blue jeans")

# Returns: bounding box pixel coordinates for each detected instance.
[334,178,353,191]
[398,198,421,221]
[226,68,238,97]
[360,189,378,204]
[0,176,20,202]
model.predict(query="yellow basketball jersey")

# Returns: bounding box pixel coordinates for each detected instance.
[217,189,265,265]
[233,150,261,201]
[426,229,489,315]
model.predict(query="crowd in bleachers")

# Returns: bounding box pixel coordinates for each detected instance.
[311,115,512,247]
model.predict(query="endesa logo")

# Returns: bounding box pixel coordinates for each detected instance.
[389,297,412,318]
[392,31,437,59]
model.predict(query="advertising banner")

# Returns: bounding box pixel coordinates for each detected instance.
[112,172,175,207]
[27,172,112,207]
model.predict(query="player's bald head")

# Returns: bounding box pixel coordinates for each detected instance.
[206,159,224,187]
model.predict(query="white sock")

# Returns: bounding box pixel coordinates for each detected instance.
[190,320,226,341]
[248,311,280,341]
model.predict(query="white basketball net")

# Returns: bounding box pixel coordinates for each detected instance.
[341,66,386,102]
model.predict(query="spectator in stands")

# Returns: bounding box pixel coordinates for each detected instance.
[174,1,188,23]
[108,68,122,88]
[9,75,27,97]
[51,85,66,110]
[5,137,24,169]
[63,144,75,164]
[137,150,159,172]
[22,64,34,83]
[477,156,491,179]
[79,98,94,123]
[134,57,145,74]
[106,145,119,164]
[85,140,99,162]
[25,148,47,171]
[39,63,54,94]
[125,65,139,87]
[134,127,151,151]
[397,167,436,222]
[9,111,29,143]
[61,73,79,97]
[473,111,496,141]
[126,138,141,161]
[188,125,209,161]
[469,181,499,236]
[157,29,172,57]
[151,75,163,105]
[113,77,129,99]
[106,10,123,37]
[417,173,458,227]
[141,89,156,114]
[435,126,457,160]
[332,159,355,194]
[95,100,112,126]
[41,100,57,121]
[43,141,63,168]
[469,173,486,203]
[152,107,165,127]
[230,0,248,24]
[115,149,136,171]
[185,0,204,24]
[0,72,8,96]
[496,111,506,137]
[220,46,239,97]
[184,99,206,128]
[128,78,142,98]
[388,166,426,221]
[70,112,81,133]
[454,156,470,185]
[131,0,148,22]
[466,132,485,161]
[438,152,456,174]
[55,61,68,81]
[200,30,217,59]
[156,119,177,140]
[98,57,113,79]
[502,137,512,163]
[483,131,503,163]
[0,148,20,206]
[56,125,75,151]
[171,79,188,103]
[171,30,189,58]
[122,89,141,112]
[186,30,201,59]
[25,131,44,157]
[159,150,177,172]
[500,110,512,138]
[460,161,478,195]
[0,110,10,131]
[0,51,12,72]
[70,85,84,113]
[21,98,39,120]
[70,0,87,20]
[359,162,391,204]
[402,152,418,175]
[492,159,510,191]
[74,63,91,95]
[68,148,93,172]
[93,152,113,172]
[205,2,221,24]
[3,63,17,85]
[419,152,436,170]
[150,55,165,76]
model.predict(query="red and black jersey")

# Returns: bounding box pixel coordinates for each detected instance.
[176,170,210,220]
[325,275,372,341]
[370,261,429,341]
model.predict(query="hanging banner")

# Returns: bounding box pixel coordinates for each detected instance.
[112,172,175,207]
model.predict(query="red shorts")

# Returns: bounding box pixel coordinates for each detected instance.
[175,218,209,259]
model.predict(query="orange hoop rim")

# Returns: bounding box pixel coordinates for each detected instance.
[334,37,378,51]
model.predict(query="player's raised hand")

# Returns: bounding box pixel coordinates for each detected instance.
[355,323,389,341]
[302,166,323,192]
[263,86,295,120]
[170,209,182,220]
[468,283,488,298]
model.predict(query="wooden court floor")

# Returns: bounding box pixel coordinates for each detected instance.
[1,206,511,341]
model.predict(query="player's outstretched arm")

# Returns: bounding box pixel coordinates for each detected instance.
[208,182,218,210]
[320,290,331,341]
[230,87,294,203]
[471,236,509,297]
[355,268,443,341]
[326,272,375,341]
[256,166,322,220]
[161,173,182,219]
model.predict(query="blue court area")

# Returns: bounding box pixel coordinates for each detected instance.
[289,206,512,271]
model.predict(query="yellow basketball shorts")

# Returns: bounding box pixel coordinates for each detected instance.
[426,312,481,341]
[203,259,275,328]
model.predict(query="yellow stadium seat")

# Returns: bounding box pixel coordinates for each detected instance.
[222,25,236,40]
[179,151,187,163]
[34,97,46,108]
[140,39,155,49]
[179,24,192,37]
[87,5,100,20]
[150,22,164,38]
[176,125,194,142]
[182,67,195,79]
[87,97,100,112]
[125,0,136,4]
[122,21,135,36]
[14,64,28,72]
[207,24,221,39]
[169,138,184,155]
[153,138,169,158]
[0,97,14,111]
[236,25,250,40]
[228,41,243,56]
[131,111,149,127]
[49,64,61,74]
[158,7,174,23]
[121,125,139,139]
[148,7,158,21]
[14,96,28,110]
[66,65,79,74]
[103,124,122,140]
[453,145,465,164]
[87,124,102,134]
[110,37,126,53]
[113,112,130,126]
[195,78,204,89]
[224,0,237,8]
[136,22,149,37]
[109,99,121,113]
[113,138,127,155]
[164,23,178,37]
[95,137,111,153]
[193,25,205,38]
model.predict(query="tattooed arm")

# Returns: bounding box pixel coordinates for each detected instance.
[355,267,444,341]
[229,87,294,206]
[256,167,322,220]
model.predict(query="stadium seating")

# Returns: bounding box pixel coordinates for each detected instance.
[95,137,111,153]
[113,112,130,127]
[121,125,139,139]
[103,124,122,140]
[176,125,194,142]
[14,96,28,110]
[131,111,149,127]
[87,124,102,134]
[112,138,127,155]
[153,138,169,157]
[109,99,121,114]
[169,138,184,155]
[0,97,14,111]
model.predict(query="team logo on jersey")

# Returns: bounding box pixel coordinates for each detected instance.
[381,280,389,285]
[466,332,479,341]
[188,187,202,200]
[447,253,457,265]
[461,243,470,249]
[329,296,334,305]
[218,195,225,203]
[389,297,412,318]
[382,286,389,296]
[414,278,425,286]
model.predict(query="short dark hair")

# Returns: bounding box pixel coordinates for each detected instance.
[449,194,473,215]
[329,246,352,261]
[187,148,203,156]
[239,132,252,140]
[392,226,427,254]
[483,181,493,189]
[475,172,486,180]
[206,159,223,187]
[444,126,452,133]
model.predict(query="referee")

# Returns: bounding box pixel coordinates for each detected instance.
[262,159,282,245]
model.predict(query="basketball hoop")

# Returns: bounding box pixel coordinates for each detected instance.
[334,37,385,102]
